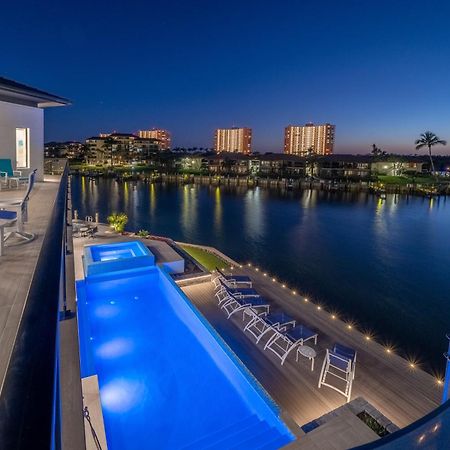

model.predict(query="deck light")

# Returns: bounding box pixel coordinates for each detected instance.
[331,314,336,319]
[304,298,308,302]
[386,348,392,354]
[365,335,371,341]
[282,284,286,288]
[409,363,416,369]
[437,378,443,386]
[255,267,259,271]
[292,290,297,295]
[272,278,276,282]
[263,273,267,276]
[239,265,243,268]
[317,306,321,310]
[347,324,352,330]
[248,263,252,267]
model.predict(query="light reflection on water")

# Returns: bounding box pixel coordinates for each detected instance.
[71,176,450,370]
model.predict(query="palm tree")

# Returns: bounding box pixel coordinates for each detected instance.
[415,131,446,175]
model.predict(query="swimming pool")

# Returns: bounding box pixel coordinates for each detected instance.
[77,242,295,449]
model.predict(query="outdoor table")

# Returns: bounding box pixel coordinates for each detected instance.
[296,345,317,371]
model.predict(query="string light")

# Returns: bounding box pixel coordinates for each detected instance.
[237,261,437,383]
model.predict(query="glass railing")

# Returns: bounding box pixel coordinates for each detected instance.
[0,165,68,449]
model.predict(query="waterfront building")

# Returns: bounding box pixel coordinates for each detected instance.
[0,77,69,180]
[284,123,335,156]
[44,141,87,160]
[138,128,171,150]
[86,132,160,164]
[214,127,252,154]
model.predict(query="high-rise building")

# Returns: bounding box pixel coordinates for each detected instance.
[284,123,335,156]
[214,127,252,154]
[137,129,171,150]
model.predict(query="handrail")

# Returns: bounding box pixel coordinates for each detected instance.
[0,164,69,449]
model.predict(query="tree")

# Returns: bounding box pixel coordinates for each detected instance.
[415,131,446,175]
[371,144,387,157]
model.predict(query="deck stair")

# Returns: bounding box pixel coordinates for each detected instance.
[182,414,292,450]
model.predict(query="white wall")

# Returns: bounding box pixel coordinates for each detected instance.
[0,100,44,181]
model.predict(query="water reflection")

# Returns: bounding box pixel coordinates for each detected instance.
[213,187,222,233]
[244,188,264,238]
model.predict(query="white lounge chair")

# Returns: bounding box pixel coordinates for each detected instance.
[244,311,296,344]
[212,267,253,289]
[214,279,260,303]
[220,291,270,319]
[0,170,36,243]
[318,343,357,403]
[264,324,318,365]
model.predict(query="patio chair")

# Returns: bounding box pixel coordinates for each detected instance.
[212,267,253,289]
[318,343,357,403]
[244,311,296,344]
[214,279,260,303]
[264,324,318,365]
[220,291,270,319]
[0,159,30,188]
[0,170,37,242]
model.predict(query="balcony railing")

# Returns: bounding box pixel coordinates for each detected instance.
[0,165,69,449]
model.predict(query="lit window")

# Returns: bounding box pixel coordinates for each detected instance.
[16,128,30,168]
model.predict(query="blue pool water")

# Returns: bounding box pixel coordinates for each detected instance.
[77,245,294,449]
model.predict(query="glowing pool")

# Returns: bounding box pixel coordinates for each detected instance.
[77,241,294,449]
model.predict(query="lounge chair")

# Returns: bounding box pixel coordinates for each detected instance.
[244,311,296,344]
[264,324,318,365]
[212,267,253,289]
[318,343,357,403]
[214,279,260,303]
[220,291,270,319]
[0,159,30,188]
[0,170,36,242]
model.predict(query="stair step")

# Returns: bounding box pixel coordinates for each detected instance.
[204,419,266,449]
[182,415,259,450]
[229,425,279,450]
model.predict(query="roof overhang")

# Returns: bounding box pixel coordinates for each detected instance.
[0,77,70,108]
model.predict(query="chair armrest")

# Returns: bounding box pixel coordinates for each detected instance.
[0,200,23,207]
[13,170,22,176]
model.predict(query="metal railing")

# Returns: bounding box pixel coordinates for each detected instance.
[0,164,69,449]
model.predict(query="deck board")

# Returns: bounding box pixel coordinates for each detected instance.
[182,270,441,430]
[0,179,60,391]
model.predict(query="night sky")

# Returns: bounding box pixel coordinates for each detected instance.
[2,0,450,153]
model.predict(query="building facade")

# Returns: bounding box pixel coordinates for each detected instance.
[137,129,171,150]
[86,133,160,164]
[214,127,252,154]
[284,123,335,156]
[0,77,69,180]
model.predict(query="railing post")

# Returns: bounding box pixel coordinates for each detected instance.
[443,333,450,404]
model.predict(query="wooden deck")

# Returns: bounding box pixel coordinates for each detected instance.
[182,268,441,432]
[0,179,60,390]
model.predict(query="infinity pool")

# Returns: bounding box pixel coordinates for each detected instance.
[77,243,294,449]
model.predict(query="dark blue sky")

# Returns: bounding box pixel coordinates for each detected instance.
[2,0,450,153]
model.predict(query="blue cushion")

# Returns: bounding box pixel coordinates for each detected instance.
[0,210,17,221]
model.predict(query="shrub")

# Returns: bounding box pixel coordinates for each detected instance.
[136,229,150,237]
[107,213,128,233]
